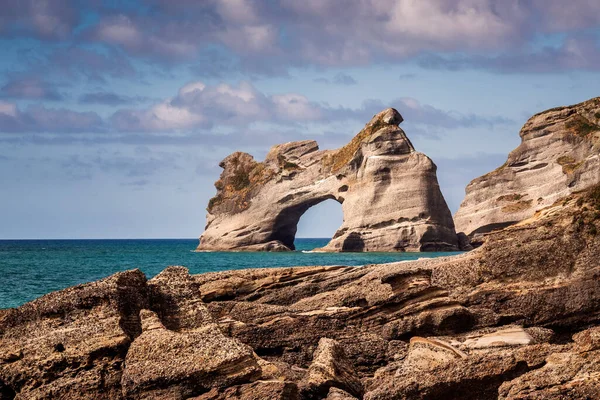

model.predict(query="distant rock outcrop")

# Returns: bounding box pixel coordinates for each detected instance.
[455,96,600,238]
[198,108,459,252]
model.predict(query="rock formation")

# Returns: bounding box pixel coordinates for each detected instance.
[198,108,459,252]
[2,184,600,398]
[455,96,600,239]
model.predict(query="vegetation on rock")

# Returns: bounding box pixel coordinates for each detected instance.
[324,117,389,172]
[556,155,583,174]
[565,114,600,137]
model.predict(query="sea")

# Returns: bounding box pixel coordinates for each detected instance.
[0,238,461,309]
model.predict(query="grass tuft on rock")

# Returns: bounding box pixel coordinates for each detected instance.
[231,170,250,190]
[565,114,600,137]
[557,155,583,174]
[325,117,390,172]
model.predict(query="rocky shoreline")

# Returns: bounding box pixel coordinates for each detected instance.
[2,184,600,399]
[2,98,600,399]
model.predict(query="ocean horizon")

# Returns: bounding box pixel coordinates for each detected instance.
[0,238,461,309]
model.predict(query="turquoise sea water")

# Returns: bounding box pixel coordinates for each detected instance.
[0,239,461,309]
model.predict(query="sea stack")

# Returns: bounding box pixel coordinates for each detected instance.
[198,108,459,252]
[454,97,600,239]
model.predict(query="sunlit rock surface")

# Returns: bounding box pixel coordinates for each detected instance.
[455,96,600,238]
[198,108,458,252]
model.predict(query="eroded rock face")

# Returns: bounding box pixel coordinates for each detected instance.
[122,310,261,399]
[455,96,600,238]
[198,108,459,252]
[0,269,148,399]
[3,186,600,398]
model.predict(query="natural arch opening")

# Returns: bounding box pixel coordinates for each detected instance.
[268,196,343,250]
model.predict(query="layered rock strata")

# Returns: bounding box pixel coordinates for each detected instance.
[455,96,600,238]
[198,108,458,252]
[2,185,600,398]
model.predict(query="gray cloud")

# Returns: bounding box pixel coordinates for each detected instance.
[56,150,183,182]
[78,92,152,106]
[0,78,512,139]
[0,0,599,79]
[0,77,64,101]
[330,98,514,130]
[419,34,600,74]
[45,47,138,82]
[399,73,417,80]
[0,0,78,40]
[314,73,358,85]
[76,0,600,75]
[332,73,357,85]
[0,102,105,133]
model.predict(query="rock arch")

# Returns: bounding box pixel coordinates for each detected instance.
[198,108,459,252]
[268,195,341,250]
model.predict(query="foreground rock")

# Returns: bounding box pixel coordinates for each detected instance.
[455,96,600,240]
[0,270,148,399]
[299,338,362,399]
[198,108,459,252]
[2,185,600,398]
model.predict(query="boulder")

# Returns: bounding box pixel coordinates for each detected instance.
[121,310,262,399]
[0,269,148,399]
[198,108,458,252]
[498,327,600,399]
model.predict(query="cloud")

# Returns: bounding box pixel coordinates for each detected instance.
[330,98,513,130]
[110,80,511,134]
[0,0,79,40]
[0,101,104,133]
[313,73,358,85]
[398,73,417,80]
[0,77,511,139]
[45,47,137,82]
[110,80,326,132]
[337,74,357,85]
[89,14,202,62]
[80,0,560,73]
[2,0,600,77]
[419,34,600,73]
[78,92,152,106]
[0,77,63,100]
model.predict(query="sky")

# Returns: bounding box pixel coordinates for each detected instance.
[1,0,600,239]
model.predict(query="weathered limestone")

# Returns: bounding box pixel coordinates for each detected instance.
[198,108,459,252]
[455,96,600,238]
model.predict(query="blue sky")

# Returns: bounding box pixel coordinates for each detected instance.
[1,0,600,239]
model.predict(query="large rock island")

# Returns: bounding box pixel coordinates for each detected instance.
[198,108,459,252]
[2,184,600,398]
[455,96,600,238]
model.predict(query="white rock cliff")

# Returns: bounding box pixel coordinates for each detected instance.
[198,108,459,252]
[455,97,600,238]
